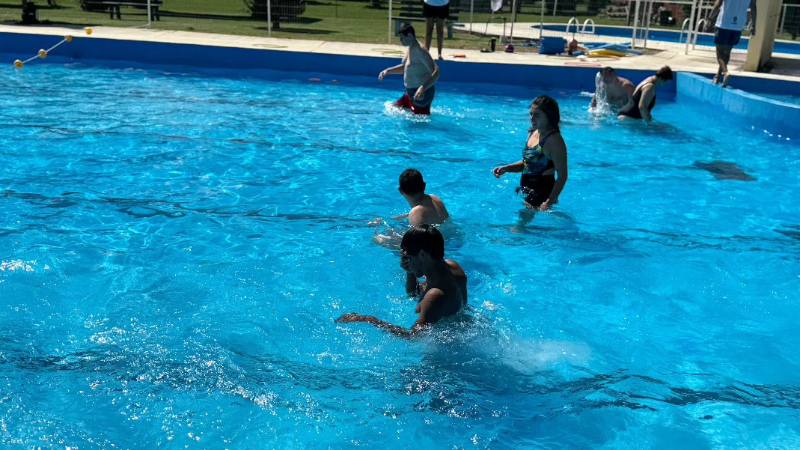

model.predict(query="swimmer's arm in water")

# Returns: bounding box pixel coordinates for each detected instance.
[639,85,656,123]
[493,160,524,178]
[590,93,597,108]
[335,289,441,338]
[540,135,568,211]
[368,212,407,225]
[335,313,427,338]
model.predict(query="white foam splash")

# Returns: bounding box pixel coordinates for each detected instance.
[0,260,37,272]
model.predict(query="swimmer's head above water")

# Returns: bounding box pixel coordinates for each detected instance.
[399,23,418,46]
[653,66,674,86]
[398,168,426,196]
[529,95,561,133]
[400,224,444,277]
[600,66,617,83]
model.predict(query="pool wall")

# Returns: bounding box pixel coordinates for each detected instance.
[676,72,800,140]
[2,31,665,93]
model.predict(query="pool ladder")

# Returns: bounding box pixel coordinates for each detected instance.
[581,19,595,35]
[566,17,595,40]
[679,18,691,44]
[566,17,580,38]
[679,17,708,48]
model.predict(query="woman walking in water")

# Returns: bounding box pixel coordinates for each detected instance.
[493,95,568,212]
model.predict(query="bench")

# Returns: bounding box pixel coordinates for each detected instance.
[80,0,162,20]
[391,0,460,39]
[245,0,306,29]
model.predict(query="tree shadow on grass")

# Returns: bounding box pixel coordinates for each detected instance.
[158,11,253,20]
[256,25,334,34]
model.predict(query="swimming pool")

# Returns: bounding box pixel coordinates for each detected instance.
[755,93,800,107]
[1,61,798,449]
[534,24,800,55]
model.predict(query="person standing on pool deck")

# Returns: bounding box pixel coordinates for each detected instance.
[617,66,673,123]
[423,0,450,60]
[337,225,467,337]
[493,95,568,212]
[379,24,440,115]
[709,0,757,87]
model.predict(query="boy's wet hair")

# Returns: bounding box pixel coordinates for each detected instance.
[399,168,425,195]
[399,23,416,37]
[401,224,444,260]
[656,65,673,81]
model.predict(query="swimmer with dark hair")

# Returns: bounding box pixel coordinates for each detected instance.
[591,67,635,109]
[337,225,467,337]
[372,168,451,248]
[493,95,569,212]
[378,24,440,115]
[396,168,449,226]
[618,66,673,122]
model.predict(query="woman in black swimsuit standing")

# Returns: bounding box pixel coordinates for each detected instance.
[618,66,673,123]
[493,95,568,212]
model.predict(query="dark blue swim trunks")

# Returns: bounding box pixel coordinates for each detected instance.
[715,27,742,46]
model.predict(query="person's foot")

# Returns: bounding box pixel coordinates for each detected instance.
[711,74,720,85]
[722,72,731,88]
[438,55,443,60]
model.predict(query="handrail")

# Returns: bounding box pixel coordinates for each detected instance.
[566,17,579,36]
[581,18,595,35]
[679,17,691,44]
[692,18,706,49]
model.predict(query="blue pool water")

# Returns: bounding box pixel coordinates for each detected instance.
[535,24,800,55]
[1,61,799,449]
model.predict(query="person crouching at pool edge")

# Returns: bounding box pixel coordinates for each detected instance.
[336,225,467,337]
[378,23,440,115]
[493,95,568,212]
[617,66,673,123]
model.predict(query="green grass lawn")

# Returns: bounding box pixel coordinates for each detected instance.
[0,0,792,47]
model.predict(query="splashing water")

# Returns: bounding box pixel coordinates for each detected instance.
[589,71,614,116]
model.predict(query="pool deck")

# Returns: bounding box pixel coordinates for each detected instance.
[2,23,800,84]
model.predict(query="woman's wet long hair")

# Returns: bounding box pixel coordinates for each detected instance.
[529,95,561,133]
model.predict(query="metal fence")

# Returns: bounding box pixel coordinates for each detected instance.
[0,0,767,51]
[780,3,800,40]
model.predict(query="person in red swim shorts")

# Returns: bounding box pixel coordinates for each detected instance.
[378,24,440,115]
